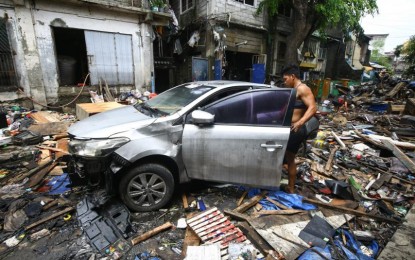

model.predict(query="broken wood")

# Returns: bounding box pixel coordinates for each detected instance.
[224,210,251,222]
[325,147,338,172]
[30,111,61,123]
[354,131,388,150]
[237,222,274,256]
[131,222,173,245]
[232,191,267,213]
[237,191,248,206]
[265,197,289,210]
[12,159,53,183]
[182,193,189,210]
[36,145,70,155]
[28,121,71,136]
[371,173,393,190]
[25,207,74,231]
[52,134,69,141]
[386,81,407,98]
[27,161,59,188]
[182,227,201,258]
[382,139,415,173]
[252,210,306,217]
[303,198,400,224]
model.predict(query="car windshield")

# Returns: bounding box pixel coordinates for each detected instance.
[135,83,214,115]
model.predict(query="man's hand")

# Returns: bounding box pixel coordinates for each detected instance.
[291,120,304,132]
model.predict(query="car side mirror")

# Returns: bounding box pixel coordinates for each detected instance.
[191,110,214,125]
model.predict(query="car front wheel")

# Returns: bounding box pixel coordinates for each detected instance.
[119,164,174,212]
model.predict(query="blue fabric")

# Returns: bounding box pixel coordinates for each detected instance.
[342,230,378,259]
[247,188,317,210]
[298,245,333,260]
[47,173,71,195]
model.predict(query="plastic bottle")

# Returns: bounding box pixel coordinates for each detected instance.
[311,139,329,149]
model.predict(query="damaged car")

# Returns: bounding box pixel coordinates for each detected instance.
[68,81,296,211]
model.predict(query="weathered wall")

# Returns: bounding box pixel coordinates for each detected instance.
[211,0,265,28]
[1,0,158,107]
[33,0,154,102]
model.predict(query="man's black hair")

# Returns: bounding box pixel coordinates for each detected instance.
[281,64,300,78]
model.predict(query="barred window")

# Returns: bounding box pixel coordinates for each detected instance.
[0,18,17,91]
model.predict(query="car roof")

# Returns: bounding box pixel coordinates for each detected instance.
[191,80,271,89]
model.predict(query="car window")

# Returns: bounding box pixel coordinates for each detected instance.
[198,86,252,108]
[183,86,253,124]
[138,83,214,115]
[205,89,291,126]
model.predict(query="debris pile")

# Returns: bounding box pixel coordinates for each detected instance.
[0,78,414,259]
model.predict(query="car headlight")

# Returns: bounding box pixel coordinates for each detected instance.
[69,138,130,157]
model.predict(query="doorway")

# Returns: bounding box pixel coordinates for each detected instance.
[224,51,254,81]
[52,27,88,86]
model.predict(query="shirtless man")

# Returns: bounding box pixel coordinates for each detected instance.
[282,65,317,193]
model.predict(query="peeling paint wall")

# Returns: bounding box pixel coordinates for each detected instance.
[1,0,156,106]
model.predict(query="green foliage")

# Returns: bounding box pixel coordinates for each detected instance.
[403,35,415,65]
[257,0,378,38]
[402,36,415,77]
[370,49,392,70]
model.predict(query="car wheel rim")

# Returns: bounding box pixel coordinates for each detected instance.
[128,173,167,207]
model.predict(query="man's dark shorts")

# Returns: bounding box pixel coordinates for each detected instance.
[286,125,307,154]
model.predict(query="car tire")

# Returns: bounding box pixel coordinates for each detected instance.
[119,164,175,212]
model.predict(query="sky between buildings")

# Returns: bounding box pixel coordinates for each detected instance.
[361,0,415,53]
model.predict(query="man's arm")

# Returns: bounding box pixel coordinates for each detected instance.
[291,85,317,132]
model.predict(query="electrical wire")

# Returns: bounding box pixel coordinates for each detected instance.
[16,73,90,109]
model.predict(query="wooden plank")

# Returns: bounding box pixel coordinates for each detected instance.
[386,82,407,98]
[237,191,248,206]
[30,111,61,123]
[371,173,393,190]
[28,121,71,136]
[303,198,400,224]
[11,159,53,184]
[403,98,415,116]
[232,191,267,213]
[382,139,415,173]
[182,227,201,258]
[387,103,405,114]
[252,210,306,217]
[76,102,125,120]
[27,161,59,188]
[224,210,251,222]
[182,193,189,210]
[25,207,74,230]
[236,222,274,256]
[265,197,289,210]
[131,222,173,245]
[56,138,69,159]
[325,147,338,172]
[354,131,387,150]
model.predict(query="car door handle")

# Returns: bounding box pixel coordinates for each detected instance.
[261,144,283,149]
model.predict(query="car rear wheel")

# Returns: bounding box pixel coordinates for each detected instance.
[119,164,174,212]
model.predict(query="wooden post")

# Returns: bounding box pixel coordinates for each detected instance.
[232,191,267,213]
[303,198,400,224]
[382,139,415,173]
[131,222,173,245]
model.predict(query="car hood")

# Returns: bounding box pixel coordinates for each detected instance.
[68,105,155,138]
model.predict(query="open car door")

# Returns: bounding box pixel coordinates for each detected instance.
[182,88,296,187]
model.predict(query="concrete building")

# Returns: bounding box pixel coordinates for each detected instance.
[0,0,170,109]
[167,0,268,86]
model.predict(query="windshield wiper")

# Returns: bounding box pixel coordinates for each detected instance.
[135,103,159,117]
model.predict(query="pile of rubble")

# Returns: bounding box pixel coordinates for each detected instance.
[0,78,414,259]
